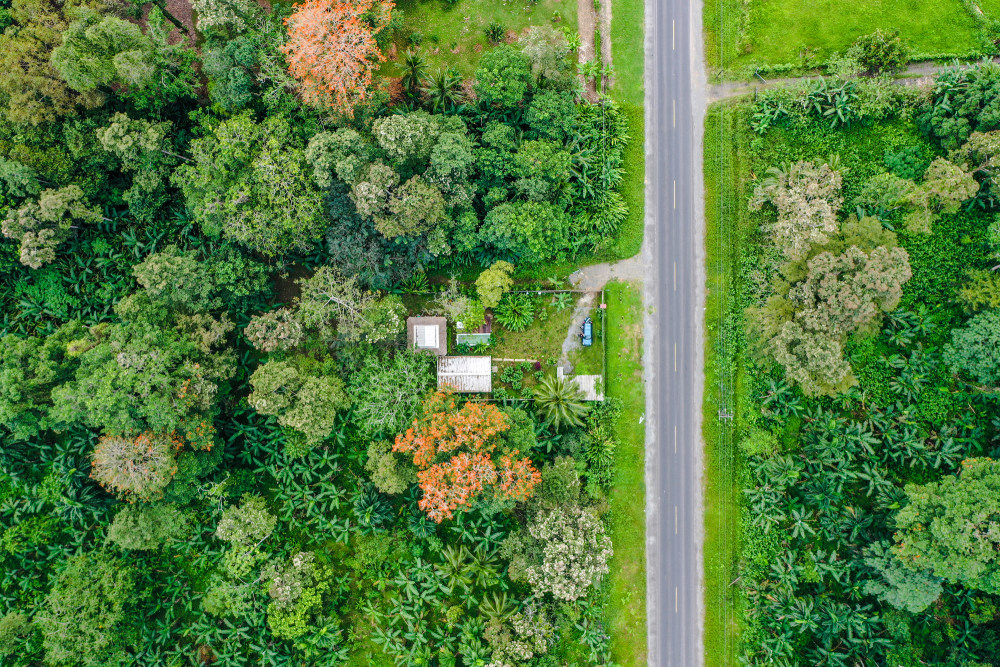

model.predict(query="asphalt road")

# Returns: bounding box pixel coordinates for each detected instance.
[643,0,706,664]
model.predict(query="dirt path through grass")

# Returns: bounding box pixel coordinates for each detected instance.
[600,0,614,88]
[559,291,596,370]
[706,57,1000,101]
[577,0,599,100]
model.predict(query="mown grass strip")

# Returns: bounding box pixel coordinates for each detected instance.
[702,102,745,667]
[603,280,648,666]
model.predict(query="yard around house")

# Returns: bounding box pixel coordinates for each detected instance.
[383,0,579,78]
[705,0,991,76]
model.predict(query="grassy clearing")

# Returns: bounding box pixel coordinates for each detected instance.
[706,0,987,76]
[490,294,577,364]
[385,0,578,77]
[602,281,647,666]
[702,102,745,667]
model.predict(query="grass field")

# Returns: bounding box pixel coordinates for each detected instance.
[603,281,648,666]
[705,0,988,76]
[385,0,578,77]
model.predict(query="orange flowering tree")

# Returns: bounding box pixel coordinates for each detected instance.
[393,392,541,522]
[281,0,393,116]
[90,432,183,502]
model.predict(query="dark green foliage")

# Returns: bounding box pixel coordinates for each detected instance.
[920,63,1000,151]
[474,45,532,108]
[725,65,1000,666]
[851,29,910,75]
[494,292,536,331]
[943,309,1000,386]
[884,146,929,181]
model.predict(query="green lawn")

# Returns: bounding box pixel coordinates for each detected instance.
[603,281,647,666]
[706,0,988,76]
[384,0,578,78]
[490,294,577,365]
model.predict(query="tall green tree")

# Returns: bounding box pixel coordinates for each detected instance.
[51,7,198,110]
[173,113,326,257]
[1,185,102,268]
[0,0,108,125]
[248,357,350,453]
[35,551,137,667]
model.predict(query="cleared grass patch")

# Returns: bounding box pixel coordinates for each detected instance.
[385,0,578,77]
[603,281,647,666]
[490,294,577,364]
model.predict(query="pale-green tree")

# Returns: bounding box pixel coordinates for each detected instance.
[1,185,102,268]
[903,157,979,233]
[476,261,515,309]
[506,505,612,601]
[51,8,198,109]
[863,541,943,613]
[892,458,1000,594]
[190,0,262,33]
[248,358,350,450]
[107,503,189,551]
[132,245,217,311]
[750,161,843,260]
[296,266,406,344]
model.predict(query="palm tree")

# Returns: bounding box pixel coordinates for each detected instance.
[534,375,589,430]
[400,49,428,97]
[421,67,463,112]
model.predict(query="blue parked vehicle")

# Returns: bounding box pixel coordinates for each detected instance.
[581,317,593,347]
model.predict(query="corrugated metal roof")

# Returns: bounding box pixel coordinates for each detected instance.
[437,356,492,393]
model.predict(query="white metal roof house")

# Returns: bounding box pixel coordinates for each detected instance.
[406,316,447,356]
[437,356,492,393]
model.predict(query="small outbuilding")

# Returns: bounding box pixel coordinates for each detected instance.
[407,316,447,356]
[557,367,604,401]
[438,356,492,393]
[456,308,493,347]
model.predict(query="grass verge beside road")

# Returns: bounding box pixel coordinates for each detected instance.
[603,281,647,666]
[609,0,645,260]
[702,102,745,667]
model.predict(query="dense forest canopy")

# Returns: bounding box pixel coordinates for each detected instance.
[0,0,632,664]
[724,62,1000,666]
